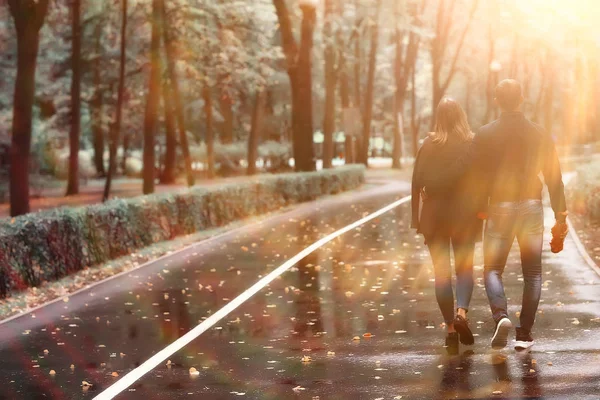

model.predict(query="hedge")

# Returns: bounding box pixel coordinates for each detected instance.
[569,160,600,222]
[0,166,365,298]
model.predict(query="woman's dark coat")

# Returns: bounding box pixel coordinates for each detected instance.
[411,136,484,243]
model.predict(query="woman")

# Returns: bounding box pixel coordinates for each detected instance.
[411,98,483,355]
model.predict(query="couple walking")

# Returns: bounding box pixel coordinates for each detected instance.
[411,79,569,355]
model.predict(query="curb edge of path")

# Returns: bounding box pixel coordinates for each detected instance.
[564,173,600,277]
[567,219,600,277]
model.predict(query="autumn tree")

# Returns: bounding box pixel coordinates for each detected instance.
[142,0,163,194]
[274,0,317,172]
[66,0,82,196]
[430,0,479,128]
[162,1,194,186]
[7,0,50,216]
[392,0,426,168]
[103,0,128,202]
[322,0,337,169]
[357,0,382,166]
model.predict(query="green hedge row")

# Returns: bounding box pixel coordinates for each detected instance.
[0,166,365,298]
[570,160,600,222]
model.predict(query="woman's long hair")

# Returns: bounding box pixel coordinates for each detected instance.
[431,98,473,145]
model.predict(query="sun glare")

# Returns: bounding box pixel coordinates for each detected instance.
[522,0,600,28]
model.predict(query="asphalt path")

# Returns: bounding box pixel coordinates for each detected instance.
[1,179,599,400]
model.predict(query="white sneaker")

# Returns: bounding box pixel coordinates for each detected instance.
[514,328,534,350]
[491,317,513,349]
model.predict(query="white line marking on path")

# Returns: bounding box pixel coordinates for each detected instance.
[94,195,412,400]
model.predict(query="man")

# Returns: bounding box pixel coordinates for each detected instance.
[475,79,568,350]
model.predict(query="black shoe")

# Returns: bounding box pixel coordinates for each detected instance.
[454,315,474,346]
[445,332,459,355]
[491,317,513,350]
[514,327,534,350]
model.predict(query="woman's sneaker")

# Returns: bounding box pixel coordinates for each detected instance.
[445,332,459,355]
[454,315,474,345]
[514,327,534,350]
[491,317,513,349]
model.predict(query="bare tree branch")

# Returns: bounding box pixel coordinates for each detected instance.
[440,0,479,94]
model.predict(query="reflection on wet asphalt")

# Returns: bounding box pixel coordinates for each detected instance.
[1,184,600,400]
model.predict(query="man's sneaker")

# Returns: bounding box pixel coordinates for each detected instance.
[491,317,513,349]
[454,315,475,345]
[445,332,459,355]
[514,327,534,350]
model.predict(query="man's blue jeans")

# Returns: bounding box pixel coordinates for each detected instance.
[484,200,544,333]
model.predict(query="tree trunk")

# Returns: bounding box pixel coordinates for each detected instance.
[392,5,404,170]
[91,23,105,177]
[508,33,519,78]
[353,0,362,111]
[160,78,177,184]
[294,5,317,172]
[103,0,128,202]
[120,133,130,173]
[543,72,555,134]
[142,0,162,195]
[339,53,354,165]
[66,0,82,196]
[483,25,495,124]
[322,0,336,169]
[411,67,421,157]
[7,0,50,216]
[273,0,315,172]
[162,0,194,186]
[247,89,266,176]
[219,93,234,144]
[392,93,403,169]
[203,85,215,179]
[357,0,381,166]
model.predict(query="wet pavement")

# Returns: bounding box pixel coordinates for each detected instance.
[1,181,599,400]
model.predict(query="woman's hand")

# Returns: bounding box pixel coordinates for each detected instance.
[477,211,488,220]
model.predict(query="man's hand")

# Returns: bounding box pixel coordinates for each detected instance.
[550,220,568,254]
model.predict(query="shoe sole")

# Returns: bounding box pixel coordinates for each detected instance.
[455,321,475,346]
[514,340,534,350]
[491,318,513,349]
